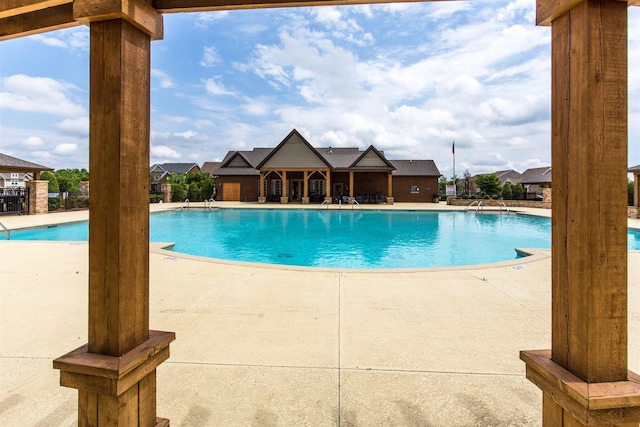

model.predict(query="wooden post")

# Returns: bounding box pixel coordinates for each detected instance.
[521,1,640,425]
[325,169,332,203]
[54,11,174,427]
[348,171,354,198]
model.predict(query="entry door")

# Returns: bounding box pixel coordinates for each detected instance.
[290,180,304,201]
[222,183,241,201]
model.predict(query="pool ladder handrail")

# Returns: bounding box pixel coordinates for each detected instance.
[499,202,511,216]
[320,199,329,209]
[351,199,362,210]
[464,200,483,213]
[181,199,190,211]
[0,221,10,240]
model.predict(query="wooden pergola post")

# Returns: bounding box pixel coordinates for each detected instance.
[521,1,640,425]
[52,3,174,426]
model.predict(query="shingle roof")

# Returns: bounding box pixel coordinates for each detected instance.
[201,162,221,174]
[391,160,440,176]
[150,163,199,174]
[629,165,640,173]
[520,167,552,184]
[494,170,523,185]
[0,153,52,172]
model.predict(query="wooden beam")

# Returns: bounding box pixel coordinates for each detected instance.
[74,0,163,39]
[537,0,639,25]
[0,0,70,19]
[0,3,77,41]
[154,0,454,13]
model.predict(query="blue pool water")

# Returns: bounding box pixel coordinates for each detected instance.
[7,209,640,269]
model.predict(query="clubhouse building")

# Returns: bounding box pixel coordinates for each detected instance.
[210,129,441,204]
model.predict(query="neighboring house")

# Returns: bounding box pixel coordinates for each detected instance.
[0,152,53,215]
[494,170,523,186]
[211,129,441,203]
[520,166,552,199]
[149,163,200,192]
[0,172,32,189]
[200,162,221,176]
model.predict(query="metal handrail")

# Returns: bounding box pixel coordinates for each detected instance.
[499,202,511,216]
[0,221,10,240]
[181,199,190,211]
[351,199,362,210]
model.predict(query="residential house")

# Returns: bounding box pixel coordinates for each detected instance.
[211,129,441,203]
[520,166,552,200]
[0,172,32,189]
[149,162,200,193]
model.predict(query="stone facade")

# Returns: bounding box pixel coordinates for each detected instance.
[78,181,90,196]
[161,183,172,203]
[447,198,552,210]
[27,180,48,215]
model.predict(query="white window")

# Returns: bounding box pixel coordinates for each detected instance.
[10,173,19,179]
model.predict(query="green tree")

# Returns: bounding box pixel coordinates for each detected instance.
[55,168,89,192]
[41,170,60,210]
[502,183,513,200]
[475,173,502,197]
[511,183,524,200]
[630,179,635,206]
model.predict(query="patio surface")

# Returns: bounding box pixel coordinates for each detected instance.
[1,202,639,426]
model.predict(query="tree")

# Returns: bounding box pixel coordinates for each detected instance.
[511,183,524,200]
[55,168,89,192]
[502,183,513,200]
[41,170,60,210]
[475,173,501,197]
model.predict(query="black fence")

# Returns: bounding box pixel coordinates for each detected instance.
[0,187,29,215]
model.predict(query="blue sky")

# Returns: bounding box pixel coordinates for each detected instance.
[1,0,639,178]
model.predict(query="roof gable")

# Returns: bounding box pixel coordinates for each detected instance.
[223,152,253,168]
[350,146,395,169]
[0,153,52,173]
[257,129,331,169]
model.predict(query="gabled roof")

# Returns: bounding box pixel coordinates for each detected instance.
[0,153,52,173]
[256,129,332,169]
[493,170,523,185]
[201,162,221,175]
[520,167,552,184]
[391,160,440,176]
[316,147,361,168]
[629,165,640,173]
[349,146,395,170]
[150,163,200,174]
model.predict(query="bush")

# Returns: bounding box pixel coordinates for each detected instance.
[502,184,513,200]
[188,183,200,201]
[171,184,187,202]
[41,171,61,211]
[150,194,162,203]
[483,195,491,200]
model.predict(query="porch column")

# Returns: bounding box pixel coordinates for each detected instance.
[521,1,640,426]
[26,180,48,215]
[348,171,354,203]
[53,7,174,426]
[634,171,639,218]
[325,169,332,204]
[302,170,309,204]
[259,172,266,203]
[386,172,394,205]
[281,170,288,203]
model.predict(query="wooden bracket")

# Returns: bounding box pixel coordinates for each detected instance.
[521,350,640,425]
[73,0,163,39]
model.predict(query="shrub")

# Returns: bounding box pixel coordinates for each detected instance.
[502,184,513,200]
[150,194,162,203]
[41,171,61,211]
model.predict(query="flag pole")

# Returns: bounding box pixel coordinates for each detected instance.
[452,141,456,196]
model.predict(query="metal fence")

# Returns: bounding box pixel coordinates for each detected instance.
[0,187,29,215]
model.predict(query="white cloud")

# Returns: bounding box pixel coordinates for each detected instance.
[151,69,174,88]
[151,145,181,159]
[31,34,67,48]
[0,74,86,117]
[204,77,236,96]
[23,136,44,147]
[195,11,230,28]
[54,117,89,135]
[53,143,78,155]
[200,46,221,67]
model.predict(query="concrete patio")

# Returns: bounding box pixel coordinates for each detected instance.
[1,203,638,426]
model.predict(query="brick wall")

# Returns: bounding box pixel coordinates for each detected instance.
[27,180,48,215]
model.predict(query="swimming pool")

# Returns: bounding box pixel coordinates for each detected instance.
[7,209,640,269]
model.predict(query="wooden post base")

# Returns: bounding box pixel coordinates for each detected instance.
[54,330,175,426]
[521,350,640,426]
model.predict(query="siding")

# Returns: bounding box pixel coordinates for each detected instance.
[354,151,389,167]
[262,134,326,168]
